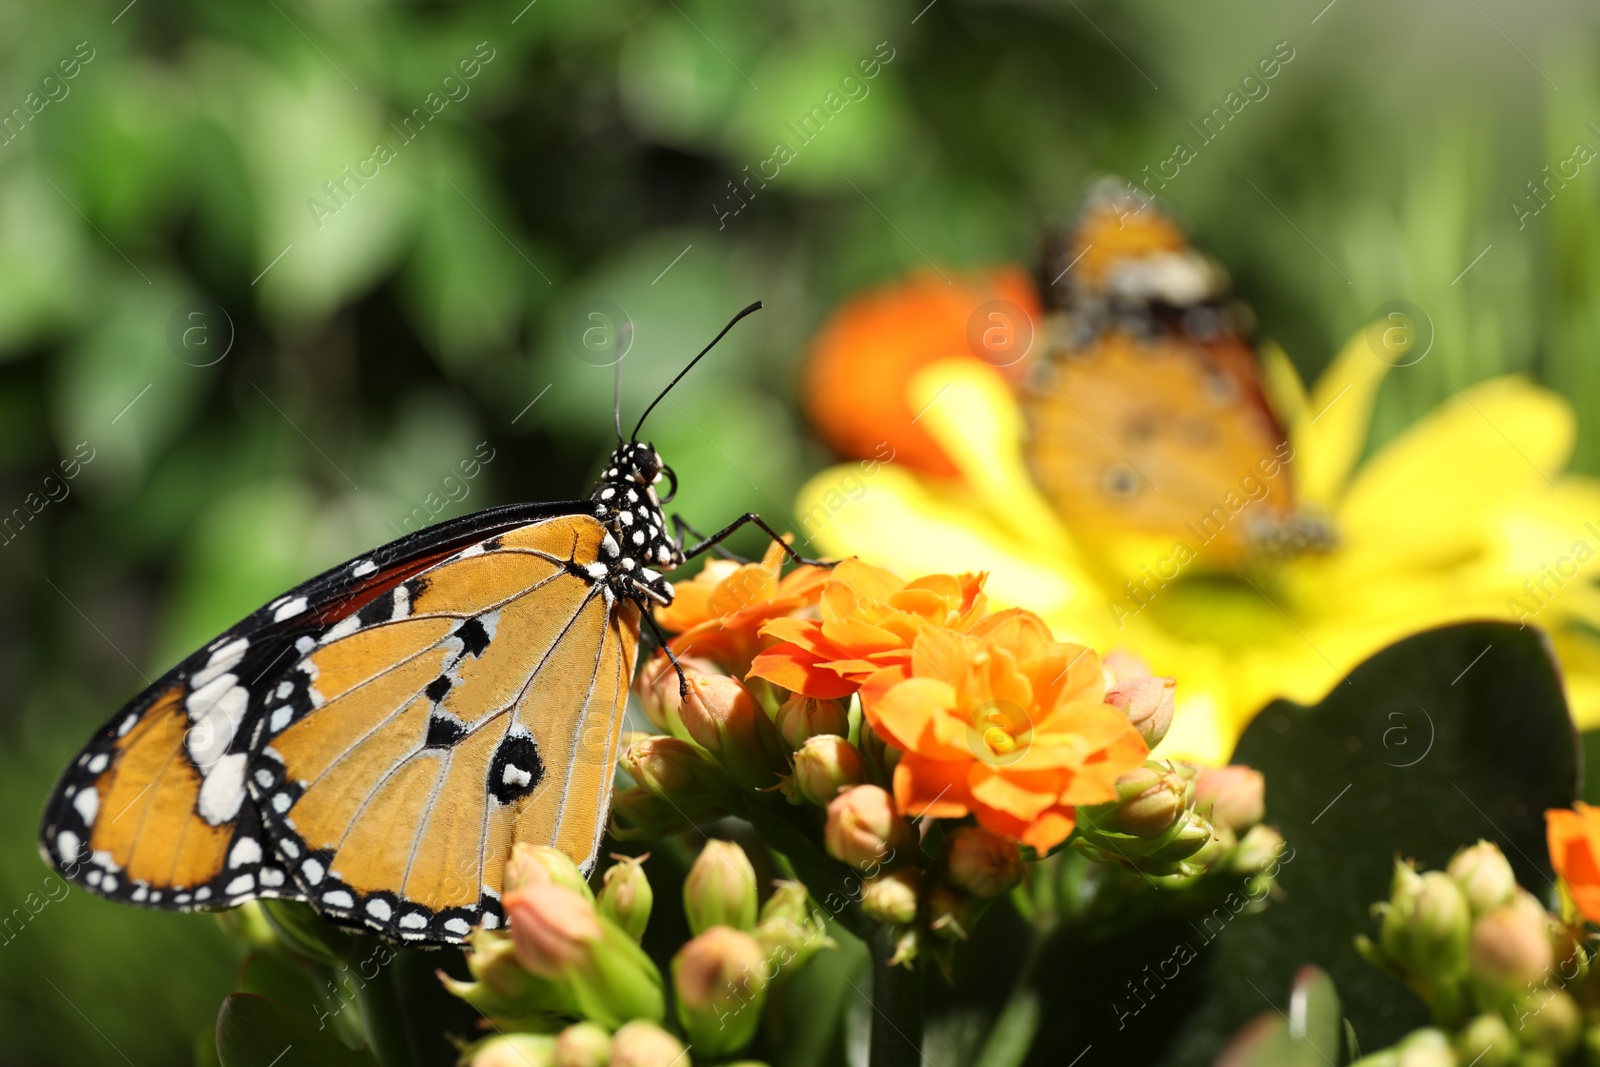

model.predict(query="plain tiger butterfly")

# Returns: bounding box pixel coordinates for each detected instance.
[38,302,813,945]
[1023,180,1335,566]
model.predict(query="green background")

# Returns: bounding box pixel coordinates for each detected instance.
[3,0,1600,1063]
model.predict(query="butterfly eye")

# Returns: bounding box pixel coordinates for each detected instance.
[658,465,678,504]
[1101,464,1142,499]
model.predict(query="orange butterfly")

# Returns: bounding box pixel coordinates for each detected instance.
[1022,181,1333,566]
[39,303,811,944]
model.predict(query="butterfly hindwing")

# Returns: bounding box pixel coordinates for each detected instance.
[249,514,640,943]
[38,499,600,923]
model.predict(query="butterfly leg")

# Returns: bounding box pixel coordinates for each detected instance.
[641,610,691,697]
[671,515,747,563]
[681,513,834,568]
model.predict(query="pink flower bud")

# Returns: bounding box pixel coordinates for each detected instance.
[621,735,735,809]
[503,843,591,897]
[1101,648,1151,687]
[824,785,913,870]
[1469,891,1554,992]
[793,735,865,805]
[939,826,1022,898]
[552,1023,610,1067]
[1105,674,1175,748]
[609,1021,688,1067]
[634,652,718,733]
[672,927,769,1056]
[1194,765,1265,833]
[776,694,850,750]
[679,669,784,788]
[503,883,602,979]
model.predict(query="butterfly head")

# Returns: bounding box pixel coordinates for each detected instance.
[590,442,684,605]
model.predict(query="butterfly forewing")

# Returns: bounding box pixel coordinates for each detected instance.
[39,499,642,944]
[249,514,639,942]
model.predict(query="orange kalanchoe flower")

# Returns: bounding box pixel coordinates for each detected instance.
[1546,804,1600,923]
[861,610,1149,852]
[749,559,988,698]
[655,541,828,677]
[803,268,1039,477]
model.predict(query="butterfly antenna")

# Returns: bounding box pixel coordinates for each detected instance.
[631,301,763,441]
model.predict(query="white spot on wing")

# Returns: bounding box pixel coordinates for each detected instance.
[57,831,80,864]
[198,754,248,825]
[229,837,262,868]
[352,559,378,577]
[273,596,308,622]
[73,787,99,825]
[367,899,393,922]
[322,890,354,909]
[87,753,109,774]
[225,874,254,896]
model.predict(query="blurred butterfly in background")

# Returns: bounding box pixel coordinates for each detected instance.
[39,302,805,945]
[1022,179,1336,567]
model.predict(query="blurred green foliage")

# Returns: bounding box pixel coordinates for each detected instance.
[3,0,1600,1063]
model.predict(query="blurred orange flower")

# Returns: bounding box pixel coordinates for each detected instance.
[656,541,828,677]
[1547,804,1600,923]
[803,268,1038,477]
[860,610,1148,852]
[749,559,987,698]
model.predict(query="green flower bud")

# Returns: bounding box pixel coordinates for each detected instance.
[759,879,812,927]
[1082,761,1189,838]
[685,840,758,934]
[1469,891,1554,1008]
[553,1022,611,1067]
[939,826,1022,898]
[1406,872,1471,981]
[1193,765,1265,833]
[680,670,786,789]
[1446,840,1517,918]
[793,735,865,805]
[825,785,913,870]
[1227,823,1288,876]
[502,883,665,1028]
[673,927,769,1057]
[861,868,919,925]
[598,855,653,942]
[1454,1013,1518,1067]
[1377,860,1427,963]
[1513,988,1581,1055]
[467,1034,557,1067]
[754,883,832,973]
[609,1021,689,1067]
[1393,1028,1454,1067]
[610,786,701,839]
[621,735,736,811]
[776,694,849,750]
[440,928,575,1021]
[503,843,593,898]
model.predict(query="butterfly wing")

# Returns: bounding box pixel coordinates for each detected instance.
[250,513,639,943]
[1024,328,1291,561]
[37,499,611,928]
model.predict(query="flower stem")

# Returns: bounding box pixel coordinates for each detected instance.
[351,958,413,1067]
[971,940,1043,1067]
[868,923,923,1067]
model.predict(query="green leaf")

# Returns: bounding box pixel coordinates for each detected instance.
[1168,622,1577,1060]
[214,994,378,1067]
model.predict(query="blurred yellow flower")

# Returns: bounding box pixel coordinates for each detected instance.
[797,335,1600,764]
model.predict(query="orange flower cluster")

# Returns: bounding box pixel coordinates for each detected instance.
[1547,804,1600,923]
[661,557,1151,852]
